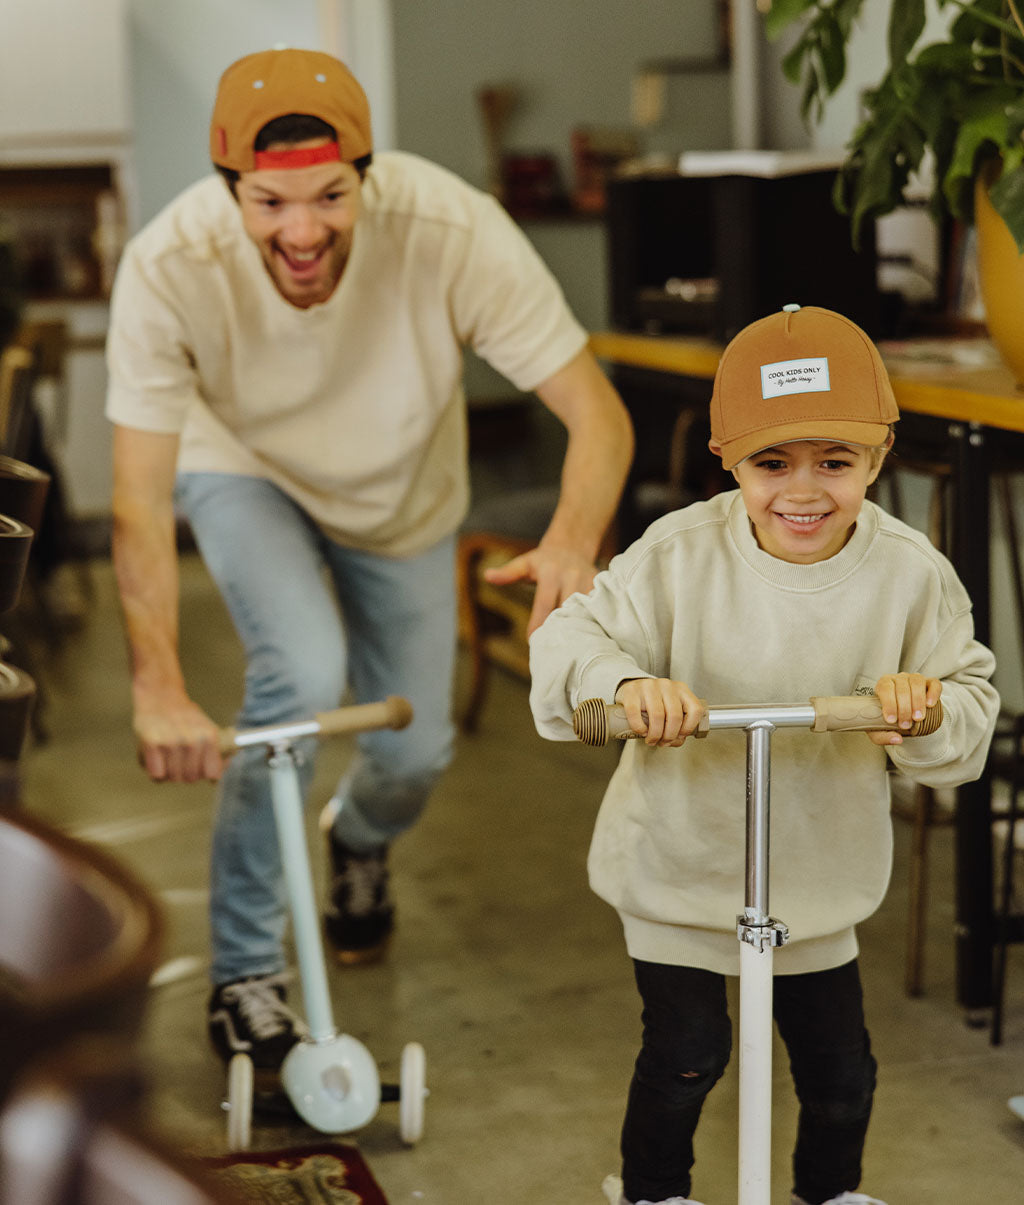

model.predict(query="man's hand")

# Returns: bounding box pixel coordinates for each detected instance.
[614,677,705,748]
[869,672,942,746]
[483,544,598,634]
[132,685,225,782]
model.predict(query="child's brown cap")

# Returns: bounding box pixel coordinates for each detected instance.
[209,48,372,172]
[710,304,899,470]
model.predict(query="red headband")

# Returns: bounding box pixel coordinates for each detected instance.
[251,142,342,171]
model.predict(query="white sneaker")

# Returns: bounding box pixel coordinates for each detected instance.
[792,1193,888,1205]
[602,1173,705,1205]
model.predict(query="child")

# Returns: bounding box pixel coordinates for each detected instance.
[529,305,999,1205]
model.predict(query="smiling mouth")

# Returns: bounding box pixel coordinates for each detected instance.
[778,512,829,525]
[277,245,328,275]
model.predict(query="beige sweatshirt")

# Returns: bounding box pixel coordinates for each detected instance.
[529,491,999,975]
[106,151,586,556]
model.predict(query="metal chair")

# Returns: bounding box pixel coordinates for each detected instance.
[876,456,956,997]
[880,454,1024,1024]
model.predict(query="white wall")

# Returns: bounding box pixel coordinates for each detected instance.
[126,0,322,225]
[389,0,739,396]
[390,0,731,193]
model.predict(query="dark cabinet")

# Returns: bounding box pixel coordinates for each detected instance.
[606,163,879,342]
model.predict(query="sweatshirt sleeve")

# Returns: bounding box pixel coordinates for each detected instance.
[887,609,999,788]
[528,555,660,741]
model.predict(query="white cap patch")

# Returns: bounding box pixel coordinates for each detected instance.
[760,356,830,399]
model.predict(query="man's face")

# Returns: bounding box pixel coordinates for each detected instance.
[236,140,363,308]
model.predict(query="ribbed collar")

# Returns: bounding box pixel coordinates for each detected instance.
[725,490,879,591]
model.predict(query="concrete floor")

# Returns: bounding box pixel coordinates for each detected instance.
[15,551,1024,1205]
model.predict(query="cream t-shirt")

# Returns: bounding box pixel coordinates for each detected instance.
[106,151,587,555]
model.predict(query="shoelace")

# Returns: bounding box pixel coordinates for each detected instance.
[339,853,385,916]
[221,972,300,1040]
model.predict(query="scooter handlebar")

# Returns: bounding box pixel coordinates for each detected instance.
[219,695,414,754]
[809,694,942,737]
[571,694,943,747]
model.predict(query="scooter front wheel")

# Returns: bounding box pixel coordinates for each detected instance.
[225,1052,254,1150]
[399,1041,427,1145]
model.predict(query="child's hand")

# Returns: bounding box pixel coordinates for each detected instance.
[870,673,942,746]
[614,678,705,747]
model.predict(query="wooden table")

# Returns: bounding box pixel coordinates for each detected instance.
[590,329,1024,1014]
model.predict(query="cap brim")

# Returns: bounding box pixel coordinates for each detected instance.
[719,420,893,470]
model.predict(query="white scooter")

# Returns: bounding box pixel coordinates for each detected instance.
[573,692,942,1205]
[218,697,428,1151]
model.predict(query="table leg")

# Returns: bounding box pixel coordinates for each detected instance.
[951,421,995,1014]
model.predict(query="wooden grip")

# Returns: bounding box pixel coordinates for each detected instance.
[810,695,943,736]
[572,698,709,747]
[316,696,414,738]
[219,695,414,754]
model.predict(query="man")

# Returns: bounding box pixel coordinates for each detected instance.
[107,48,632,1080]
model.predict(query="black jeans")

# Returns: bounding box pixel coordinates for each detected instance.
[621,958,877,1205]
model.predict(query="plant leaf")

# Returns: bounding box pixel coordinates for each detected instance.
[817,11,848,93]
[763,0,820,42]
[988,162,1024,252]
[913,41,975,73]
[943,90,1020,217]
[781,32,812,85]
[889,0,926,64]
[947,0,1024,46]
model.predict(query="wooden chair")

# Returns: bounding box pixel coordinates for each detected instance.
[456,531,535,731]
[0,345,34,458]
[456,407,699,731]
[0,323,83,742]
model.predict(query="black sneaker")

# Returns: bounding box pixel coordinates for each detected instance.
[323,839,394,965]
[208,972,305,1087]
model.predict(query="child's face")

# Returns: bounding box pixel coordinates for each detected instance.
[730,439,885,564]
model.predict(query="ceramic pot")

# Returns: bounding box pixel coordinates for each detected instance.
[975,165,1024,388]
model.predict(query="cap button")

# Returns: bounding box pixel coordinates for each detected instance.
[782,303,801,312]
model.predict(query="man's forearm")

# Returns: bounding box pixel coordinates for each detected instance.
[112,499,187,699]
[540,410,633,560]
[538,359,634,561]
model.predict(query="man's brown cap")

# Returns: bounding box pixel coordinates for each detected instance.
[209,48,372,172]
[710,304,899,470]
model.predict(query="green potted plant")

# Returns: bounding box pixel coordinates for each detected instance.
[765,0,1024,380]
[764,0,1024,249]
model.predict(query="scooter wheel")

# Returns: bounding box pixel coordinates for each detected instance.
[226,1053,254,1151]
[398,1041,427,1145]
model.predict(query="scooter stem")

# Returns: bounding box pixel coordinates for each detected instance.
[267,744,337,1043]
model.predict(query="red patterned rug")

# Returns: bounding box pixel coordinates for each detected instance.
[203,1142,388,1204]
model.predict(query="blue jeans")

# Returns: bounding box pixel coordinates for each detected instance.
[175,473,457,985]
[621,958,877,1205]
